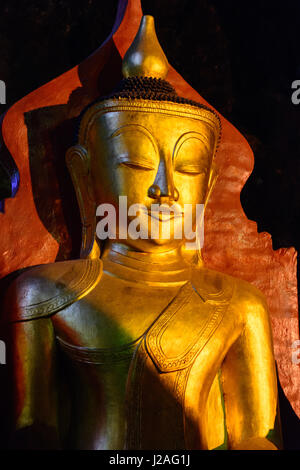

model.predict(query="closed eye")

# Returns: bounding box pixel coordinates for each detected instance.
[175,165,207,175]
[120,161,155,171]
[115,154,156,171]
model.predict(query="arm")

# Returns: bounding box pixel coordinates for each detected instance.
[221,288,281,450]
[8,316,60,449]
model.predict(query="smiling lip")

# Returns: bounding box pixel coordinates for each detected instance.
[141,209,184,222]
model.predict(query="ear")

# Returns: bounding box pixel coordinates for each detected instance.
[180,162,219,266]
[193,162,218,265]
[204,161,219,208]
[66,145,99,259]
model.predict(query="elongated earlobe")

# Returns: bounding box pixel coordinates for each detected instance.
[66,145,99,259]
[195,163,219,265]
[205,162,219,208]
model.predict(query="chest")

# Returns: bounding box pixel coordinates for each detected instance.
[52,277,239,369]
[52,274,181,349]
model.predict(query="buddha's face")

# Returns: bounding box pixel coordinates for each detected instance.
[87,105,216,253]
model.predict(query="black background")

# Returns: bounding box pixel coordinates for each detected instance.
[0,0,299,449]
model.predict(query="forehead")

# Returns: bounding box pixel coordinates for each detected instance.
[88,108,217,151]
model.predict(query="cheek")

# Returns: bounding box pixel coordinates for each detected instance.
[114,168,155,206]
[174,173,208,205]
[91,161,155,207]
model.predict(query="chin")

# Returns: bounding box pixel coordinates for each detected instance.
[125,238,183,253]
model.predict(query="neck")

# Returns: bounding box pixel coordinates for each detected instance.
[101,242,197,286]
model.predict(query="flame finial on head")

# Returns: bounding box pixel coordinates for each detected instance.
[122,15,169,79]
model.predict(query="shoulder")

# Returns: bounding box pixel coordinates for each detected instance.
[4,258,103,323]
[233,277,270,329]
[192,265,269,320]
[191,265,236,302]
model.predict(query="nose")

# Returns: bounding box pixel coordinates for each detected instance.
[148,159,179,201]
[148,184,179,201]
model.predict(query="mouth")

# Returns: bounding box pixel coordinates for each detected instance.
[141,206,184,222]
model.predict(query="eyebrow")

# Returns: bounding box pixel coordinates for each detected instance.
[173,131,211,160]
[109,124,158,155]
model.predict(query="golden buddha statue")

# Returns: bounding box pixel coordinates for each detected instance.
[3,16,281,450]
